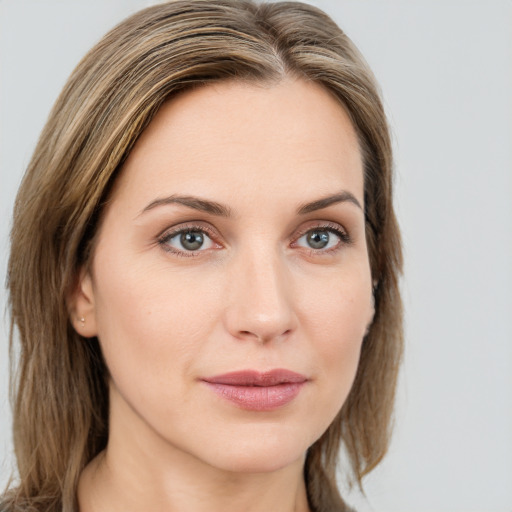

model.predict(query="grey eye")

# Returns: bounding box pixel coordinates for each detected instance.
[295,228,343,251]
[163,229,214,253]
[306,230,330,249]
[180,231,204,250]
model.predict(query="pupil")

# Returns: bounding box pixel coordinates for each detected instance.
[181,231,204,250]
[307,230,329,249]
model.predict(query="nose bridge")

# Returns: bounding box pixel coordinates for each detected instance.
[225,241,296,342]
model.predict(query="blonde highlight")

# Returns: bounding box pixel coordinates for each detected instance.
[4,2,403,511]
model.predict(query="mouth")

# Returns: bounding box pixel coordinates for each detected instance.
[201,369,308,411]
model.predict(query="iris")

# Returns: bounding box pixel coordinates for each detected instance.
[307,230,330,249]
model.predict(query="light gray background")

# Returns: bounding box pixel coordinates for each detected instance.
[1,1,511,511]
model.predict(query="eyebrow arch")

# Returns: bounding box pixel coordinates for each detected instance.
[138,195,232,217]
[138,190,361,219]
[297,191,362,215]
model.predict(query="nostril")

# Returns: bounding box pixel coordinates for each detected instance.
[237,328,293,343]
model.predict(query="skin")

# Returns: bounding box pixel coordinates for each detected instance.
[73,78,374,512]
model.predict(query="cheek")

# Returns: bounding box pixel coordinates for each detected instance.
[300,256,373,342]
[91,252,223,386]
[299,262,372,417]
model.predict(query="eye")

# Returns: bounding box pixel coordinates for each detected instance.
[294,226,349,252]
[159,227,216,255]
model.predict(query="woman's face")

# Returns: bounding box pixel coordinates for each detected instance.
[76,78,374,474]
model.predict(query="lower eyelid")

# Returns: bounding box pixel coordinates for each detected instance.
[295,234,340,251]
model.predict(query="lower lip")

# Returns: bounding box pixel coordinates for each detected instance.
[203,382,305,411]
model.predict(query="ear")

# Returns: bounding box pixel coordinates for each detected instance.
[68,268,98,338]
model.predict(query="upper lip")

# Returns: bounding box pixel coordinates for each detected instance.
[202,369,307,386]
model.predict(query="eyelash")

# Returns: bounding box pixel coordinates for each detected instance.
[292,222,352,256]
[157,221,351,258]
[157,223,219,258]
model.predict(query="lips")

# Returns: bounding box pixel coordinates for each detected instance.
[201,369,307,411]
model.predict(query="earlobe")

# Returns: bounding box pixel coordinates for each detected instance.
[68,269,98,338]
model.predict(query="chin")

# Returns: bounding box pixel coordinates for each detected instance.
[194,425,313,475]
[208,448,305,475]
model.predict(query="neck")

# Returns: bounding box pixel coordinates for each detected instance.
[77,388,311,512]
[78,452,310,512]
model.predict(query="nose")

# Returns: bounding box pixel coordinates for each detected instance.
[223,246,297,343]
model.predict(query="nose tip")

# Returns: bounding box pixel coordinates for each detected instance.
[224,253,297,343]
[229,308,295,344]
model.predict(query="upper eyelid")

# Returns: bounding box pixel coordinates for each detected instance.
[292,221,348,238]
[158,221,218,240]
[160,218,347,233]
[158,219,346,235]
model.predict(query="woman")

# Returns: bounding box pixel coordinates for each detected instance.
[2,1,403,511]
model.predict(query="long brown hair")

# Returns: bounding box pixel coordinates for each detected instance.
[3,1,403,511]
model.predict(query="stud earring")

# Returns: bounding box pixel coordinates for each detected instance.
[79,316,85,326]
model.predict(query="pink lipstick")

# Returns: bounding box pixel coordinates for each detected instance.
[202,369,307,411]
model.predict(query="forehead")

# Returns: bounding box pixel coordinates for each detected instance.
[112,78,364,212]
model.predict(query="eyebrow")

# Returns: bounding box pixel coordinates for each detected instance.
[296,191,362,214]
[139,195,232,217]
[138,190,361,218]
